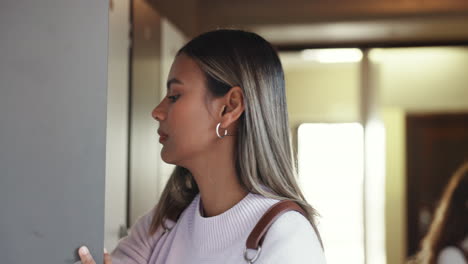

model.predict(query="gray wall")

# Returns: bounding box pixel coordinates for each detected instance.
[0,1,108,263]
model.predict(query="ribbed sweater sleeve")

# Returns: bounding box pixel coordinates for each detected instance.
[257,211,326,264]
[111,208,163,264]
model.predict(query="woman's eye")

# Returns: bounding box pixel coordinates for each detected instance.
[167,95,180,103]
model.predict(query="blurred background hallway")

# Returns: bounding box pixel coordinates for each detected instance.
[107,1,468,263]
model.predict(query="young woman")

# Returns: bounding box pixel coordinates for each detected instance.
[78,29,326,264]
[409,161,468,264]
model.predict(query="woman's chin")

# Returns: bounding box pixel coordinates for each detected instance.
[160,150,176,165]
[160,154,170,164]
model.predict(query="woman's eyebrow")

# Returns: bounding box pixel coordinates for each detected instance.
[166,78,184,91]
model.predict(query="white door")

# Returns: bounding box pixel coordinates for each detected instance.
[105,0,131,251]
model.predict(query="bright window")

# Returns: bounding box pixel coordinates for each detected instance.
[298,123,365,264]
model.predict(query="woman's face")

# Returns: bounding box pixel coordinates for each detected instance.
[151,54,221,166]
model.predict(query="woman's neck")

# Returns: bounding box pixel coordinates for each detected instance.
[183,136,249,217]
[198,180,248,217]
[188,162,248,217]
[200,186,247,217]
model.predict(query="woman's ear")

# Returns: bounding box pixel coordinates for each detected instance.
[219,86,245,127]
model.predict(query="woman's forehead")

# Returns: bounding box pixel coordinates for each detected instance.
[169,54,203,80]
[167,54,207,93]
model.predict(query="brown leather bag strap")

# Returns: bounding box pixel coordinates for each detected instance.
[246,200,306,249]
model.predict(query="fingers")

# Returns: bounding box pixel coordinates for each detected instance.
[78,246,96,264]
[104,248,112,264]
[78,245,111,264]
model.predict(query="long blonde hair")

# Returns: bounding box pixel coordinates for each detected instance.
[409,161,468,264]
[149,29,322,247]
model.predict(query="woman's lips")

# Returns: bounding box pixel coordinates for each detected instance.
[158,129,168,143]
[159,135,168,143]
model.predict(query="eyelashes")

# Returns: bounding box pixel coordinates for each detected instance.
[167,95,180,103]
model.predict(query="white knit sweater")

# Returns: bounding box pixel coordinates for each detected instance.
[112,192,326,264]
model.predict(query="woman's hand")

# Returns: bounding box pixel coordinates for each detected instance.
[78,246,112,264]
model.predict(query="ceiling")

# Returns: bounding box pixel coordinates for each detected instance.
[149,0,468,47]
[249,15,468,48]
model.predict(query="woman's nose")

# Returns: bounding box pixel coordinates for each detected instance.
[151,103,165,121]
